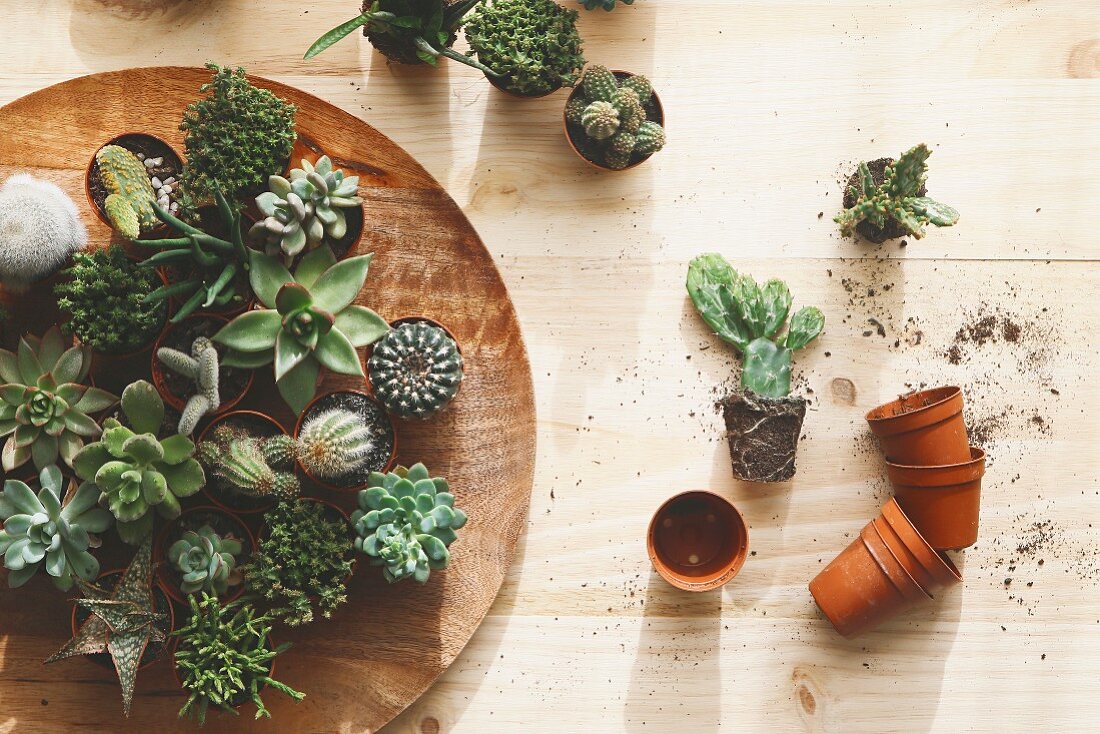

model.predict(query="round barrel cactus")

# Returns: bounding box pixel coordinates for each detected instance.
[368,321,464,420]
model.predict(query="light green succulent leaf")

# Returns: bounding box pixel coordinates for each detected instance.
[72,443,112,481]
[38,328,66,375]
[907,196,959,227]
[293,242,338,290]
[221,347,275,369]
[2,514,33,535]
[784,307,825,351]
[0,384,26,407]
[276,356,321,416]
[61,480,100,519]
[248,250,295,308]
[140,470,169,505]
[72,386,118,416]
[159,458,205,497]
[686,253,752,353]
[63,410,101,439]
[313,328,363,376]
[760,279,793,339]
[214,310,283,353]
[52,347,86,385]
[31,433,59,469]
[122,435,164,465]
[0,350,19,384]
[274,329,310,382]
[37,483,62,517]
[741,337,793,399]
[121,381,163,435]
[309,254,373,313]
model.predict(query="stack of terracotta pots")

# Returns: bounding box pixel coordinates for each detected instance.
[810,386,986,637]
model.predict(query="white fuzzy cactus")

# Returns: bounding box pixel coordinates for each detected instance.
[156,336,221,436]
[0,174,87,293]
[297,407,374,480]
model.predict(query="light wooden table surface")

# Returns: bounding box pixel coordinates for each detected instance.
[3,2,1100,732]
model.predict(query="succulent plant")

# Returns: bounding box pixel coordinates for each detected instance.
[687,254,824,399]
[0,465,113,590]
[578,0,633,8]
[836,144,959,241]
[156,337,221,436]
[0,326,118,472]
[368,321,463,419]
[174,594,304,725]
[567,65,665,170]
[168,524,244,597]
[55,246,168,355]
[0,173,88,293]
[213,247,388,414]
[250,156,363,264]
[296,407,374,481]
[465,0,585,96]
[352,463,467,584]
[73,380,205,545]
[198,424,300,503]
[95,144,158,239]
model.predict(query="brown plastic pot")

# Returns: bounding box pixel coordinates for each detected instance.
[294,390,397,493]
[71,568,176,672]
[865,386,970,466]
[647,491,748,592]
[871,515,937,593]
[887,447,985,551]
[85,132,183,235]
[880,498,962,593]
[197,410,286,515]
[150,313,254,415]
[563,70,665,172]
[864,521,931,604]
[153,505,255,606]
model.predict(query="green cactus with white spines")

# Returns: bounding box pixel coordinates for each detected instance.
[368,321,464,420]
[687,254,824,399]
[612,88,644,134]
[296,407,374,481]
[197,425,299,502]
[582,101,619,140]
[619,74,652,102]
[96,145,157,240]
[634,121,666,156]
[167,524,244,597]
[581,64,618,102]
[156,337,221,437]
[568,65,665,169]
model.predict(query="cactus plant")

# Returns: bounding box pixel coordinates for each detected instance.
[250,156,363,263]
[0,326,118,472]
[72,380,205,544]
[578,0,633,9]
[95,144,158,239]
[198,424,300,503]
[465,0,585,96]
[368,320,464,420]
[213,247,388,414]
[0,465,113,590]
[836,144,959,241]
[156,337,221,436]
[0,173,88,293]
[351,463,467,584]
[296,407,374,481]
[168,524,244,597]
[567,65,665,170]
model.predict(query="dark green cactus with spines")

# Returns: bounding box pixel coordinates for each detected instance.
[635,121,665,156]
[367,321,464,420]
[610,132,636,156]
[619,73,652,102]
[582,101,619,140]
[568,65,665,169]
[96,145,157,240]
[686,254,824,399]
[581,64,618,102]
[578,0,634,9]
[612,88,644,134]
[565,96,587,126]
[835,144,959,240]
[198,424,300,503]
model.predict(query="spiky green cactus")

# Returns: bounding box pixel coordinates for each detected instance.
[619,74,652,101]
[296,408,374,480]
[168,524,244,597]
[568,65,665,169]
[612,88,644,134]
[581,64,618,102]
[578,0,634,9]
[582,101,619,140]
[634,121,666,156]
[368,321,464,420]
[95,145,157,240]
[687,254,825,399]
[835,144,959,240]
[156,337,221,437]
[198,424,299,502]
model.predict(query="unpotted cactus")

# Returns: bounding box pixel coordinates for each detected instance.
[368,318,464,420]
[0,173,88,293]
[687,254,825,482]
[155,505,253,603]
[294,390,396,491]
[564,65,665,170]
[836,143,959,243]
[86,133,184,235]
[197,411,298,513]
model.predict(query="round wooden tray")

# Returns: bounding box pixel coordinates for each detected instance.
[0,67,536,732]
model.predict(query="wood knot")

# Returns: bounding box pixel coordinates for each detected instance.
[420,717,441,734]
[792,665,823,722]
[798,683,816,715]
[1068,40,1100,78]
[830,377,857,405]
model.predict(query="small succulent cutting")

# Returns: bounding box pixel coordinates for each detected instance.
[368,320,463,419]
[95,144,158,239]
[352,463,467,584]
[198,425,300,503]
[0,173,88,293]
[168,524,244,597]
[156,337,221,436]
[0,326,118,472]
[565,65,665,170]
[73,380,205,545]
[213,247,389,414]
[250,156,362,264]
[836,143,959,241]
[296,407,374,481]
[0,465,113,590]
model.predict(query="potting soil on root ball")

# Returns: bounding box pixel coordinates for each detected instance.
[720,391,807,483]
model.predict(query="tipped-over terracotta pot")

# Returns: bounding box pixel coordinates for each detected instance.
[887,447,985,551]
[880,498,962,593]
[647,491,748,592]
[865,386,970,466]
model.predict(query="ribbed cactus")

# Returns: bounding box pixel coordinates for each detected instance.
[567,65,665,170]
[198,425,299,502]
[582,101,619,140]
[581,64,618,102]
[96,145,157,240]
[612,88,644,134]
[368,321,464,420]
[619,74,652,101]
[635,121,666,156]
[156,337,221,436]
[296,408,374,481]
[0,173,88,293]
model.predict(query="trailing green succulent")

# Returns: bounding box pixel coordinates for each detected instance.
[174,594,304,725]
[168,524,244,597]
[213,247,388,415]
[0,326,118,472]
[243,499,354,626]
[368,320,463,419]
[55,246,167,355]
[836,144,959,240]
[296,407,374,481]
[198,424,300,502]
[687,254,824,399]
[352,463,467,584]
[178,63,297,211]
[566,65,665,169]
[134,182,250,323]
[73,380,205,545]
[578,0,633,8]
[46,539,166,717]
[305,0,500,77]
[465,0,585,96]
[0,465,112,590]
[95,144,158,239]
[156,337,221,436]
[250,156,363,263]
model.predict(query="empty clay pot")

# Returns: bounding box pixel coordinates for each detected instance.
[880,498,962,593]
[887,447,985,551]
[865,386,970,466]
[647,491,748,592]
[872,515,937,593]
[861,522,930,605]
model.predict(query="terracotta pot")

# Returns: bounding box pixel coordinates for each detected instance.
[71,568,175,672]
[150,313,254,415]
[85,132,183,235]
[880,498,962,594]
[646,491,748,592]
[887,447,985,551]
[871,515,937,593]
[294,390,397,493]
[197,410,286,515]
[486,72,562,99]
[153,505,255,606]
[563,70,665,172]
[863,522,931,604]
[865,386,970,466]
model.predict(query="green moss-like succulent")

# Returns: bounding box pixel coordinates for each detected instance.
[567,65,665,169]
[368,320,463,419]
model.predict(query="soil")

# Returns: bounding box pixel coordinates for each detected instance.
[719,392,807,483]
[299,391,395,489]
[156,316,250,408]
[327,205,365,260]
[73,571,173,670]
[159,508,252,600]
[842,157,927,243]
[565,72,664,171]
[199,413,281,513]
[89,134,181,226]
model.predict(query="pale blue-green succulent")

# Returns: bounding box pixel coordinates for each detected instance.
[168,524,244,597]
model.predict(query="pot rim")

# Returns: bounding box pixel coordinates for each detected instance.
[70,566,176,671]
[865,386,963,438]
[152,504,256,606]
[84,132,183,234]
[196,410,286,515]
[871,515,938,593]
[865,521,932,601]
[646,489,749,592]
[150,313,254,414]
[885,446,986,487]
[563,69,665,173]
[881,499,962,585]
[293,389,398,493]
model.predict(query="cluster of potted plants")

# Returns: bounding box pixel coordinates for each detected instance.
[303,0,665,171]
[0,63,471,723]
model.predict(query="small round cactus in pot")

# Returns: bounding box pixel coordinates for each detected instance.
[196,411,299,514]
[368,318,464,420]
[564,65,666,171]
[293,390,396,492]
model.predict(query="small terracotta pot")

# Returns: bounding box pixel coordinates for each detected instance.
[85,132,183,235]
[863,522,930,604]
[197,410,286,514]
[865,386,970,466]
[871,515,937,593]
[486,72,562,99]
[887,447,985,551]
[647,491,749,592]
[880,498,962,593]
[71,568,176,671]
[563,70,665,172]
[294,390,397,493]
[150,313,254,415]
[153,505,255,606]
